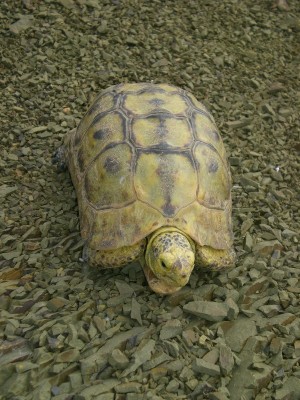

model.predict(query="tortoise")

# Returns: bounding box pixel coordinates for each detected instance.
[57,83,235,294]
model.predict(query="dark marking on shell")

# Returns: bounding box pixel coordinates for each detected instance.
[149,98,165,107]
[212,131,220,141]
[87,100,102,116]
[93,129,109,140]
[138,87,165,95]
[208,159,219,173]
[162,202,176,217]
[77,148,85,172]
[74,129,82,146]
[156,123,168,137]
[104,157,121,174]
[84,177,91,198]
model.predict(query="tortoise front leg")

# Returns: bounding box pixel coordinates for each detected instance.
[195,244,236,271]
[84,239,146,269]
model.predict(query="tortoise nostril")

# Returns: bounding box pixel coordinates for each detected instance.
[182,274,187,278]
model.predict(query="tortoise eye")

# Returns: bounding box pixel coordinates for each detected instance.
[161,260,167,269]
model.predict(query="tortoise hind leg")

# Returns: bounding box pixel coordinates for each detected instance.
[85,239,147,268]
[195,244,236,271]
[53,128,76,171]
[52,145,67,172]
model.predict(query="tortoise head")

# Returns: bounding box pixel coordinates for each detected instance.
[143,227,195,294]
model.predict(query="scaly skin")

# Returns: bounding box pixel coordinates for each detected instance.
[144,227,195,294]
[195,245,236,271]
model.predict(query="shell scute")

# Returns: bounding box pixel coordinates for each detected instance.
[77,111,126,172]
[132,114,193,149]
[134,151,197,217]
[74,92,116,145]
[85,143,135,209]
[194,142,230,209]
[192,111,228,163]
[123,90,189,116]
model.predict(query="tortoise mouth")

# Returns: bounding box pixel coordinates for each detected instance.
[142,262,183,295]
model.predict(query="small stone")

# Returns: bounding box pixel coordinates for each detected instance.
[240,176,259,189]
[241,218,254,235]
[259,304,280,317]
[229,157,240,166]
[55,349,80,363]
[115,382,141,393]
[131,298,142,325]
[166,359,184,373]
[282,228,298,238]
[270,169,283,182]
[15,361,38,373]
[121,339,155,377]
[203,348,219,364]
[278,108,293,117]
[143,352,171,371]
[0,185,18,198]
[277,377,300,399]
[108,349,129,370]
[294,340,300,357]
[270,337,282,355]
[80,353,108,378]
[166,287,194,306]
[9,15,34,34]
[47,297,69,311]
[69,372,83,389]
[192,358,221,376]
[183,301,229,322]
[272,270,285,281]
[115,280,134,296]
[278,291,290,309]
[208,392,230,400]
[164,340,180,357]
[219,344,235,375]
[102,323,122,340]
[93,315,106,333]
[150,366,168,381]
[226,293,240,310]
[267,82,285,93]
[222,318,257,352]
[152,58,169,67]
[186,378,199,391]
[159,319,182,340]
[166,379,180,393]
[248,268,261,280]
[243,232,253,252]
[182,329,199,347]
[179,365,195,381]
[226,119,252,129]
[79,380,118,397]
[253,240,283,256]
[57,0,74,8]
[213,56,224,67]
[262,103,276,115]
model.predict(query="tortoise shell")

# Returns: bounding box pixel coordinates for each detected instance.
[65,83,233,251]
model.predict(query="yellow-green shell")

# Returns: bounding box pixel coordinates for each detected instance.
[65,83,233,251]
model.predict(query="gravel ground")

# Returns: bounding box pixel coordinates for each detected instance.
[0,0,299,399]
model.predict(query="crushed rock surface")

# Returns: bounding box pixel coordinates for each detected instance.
[0,0,299,399]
